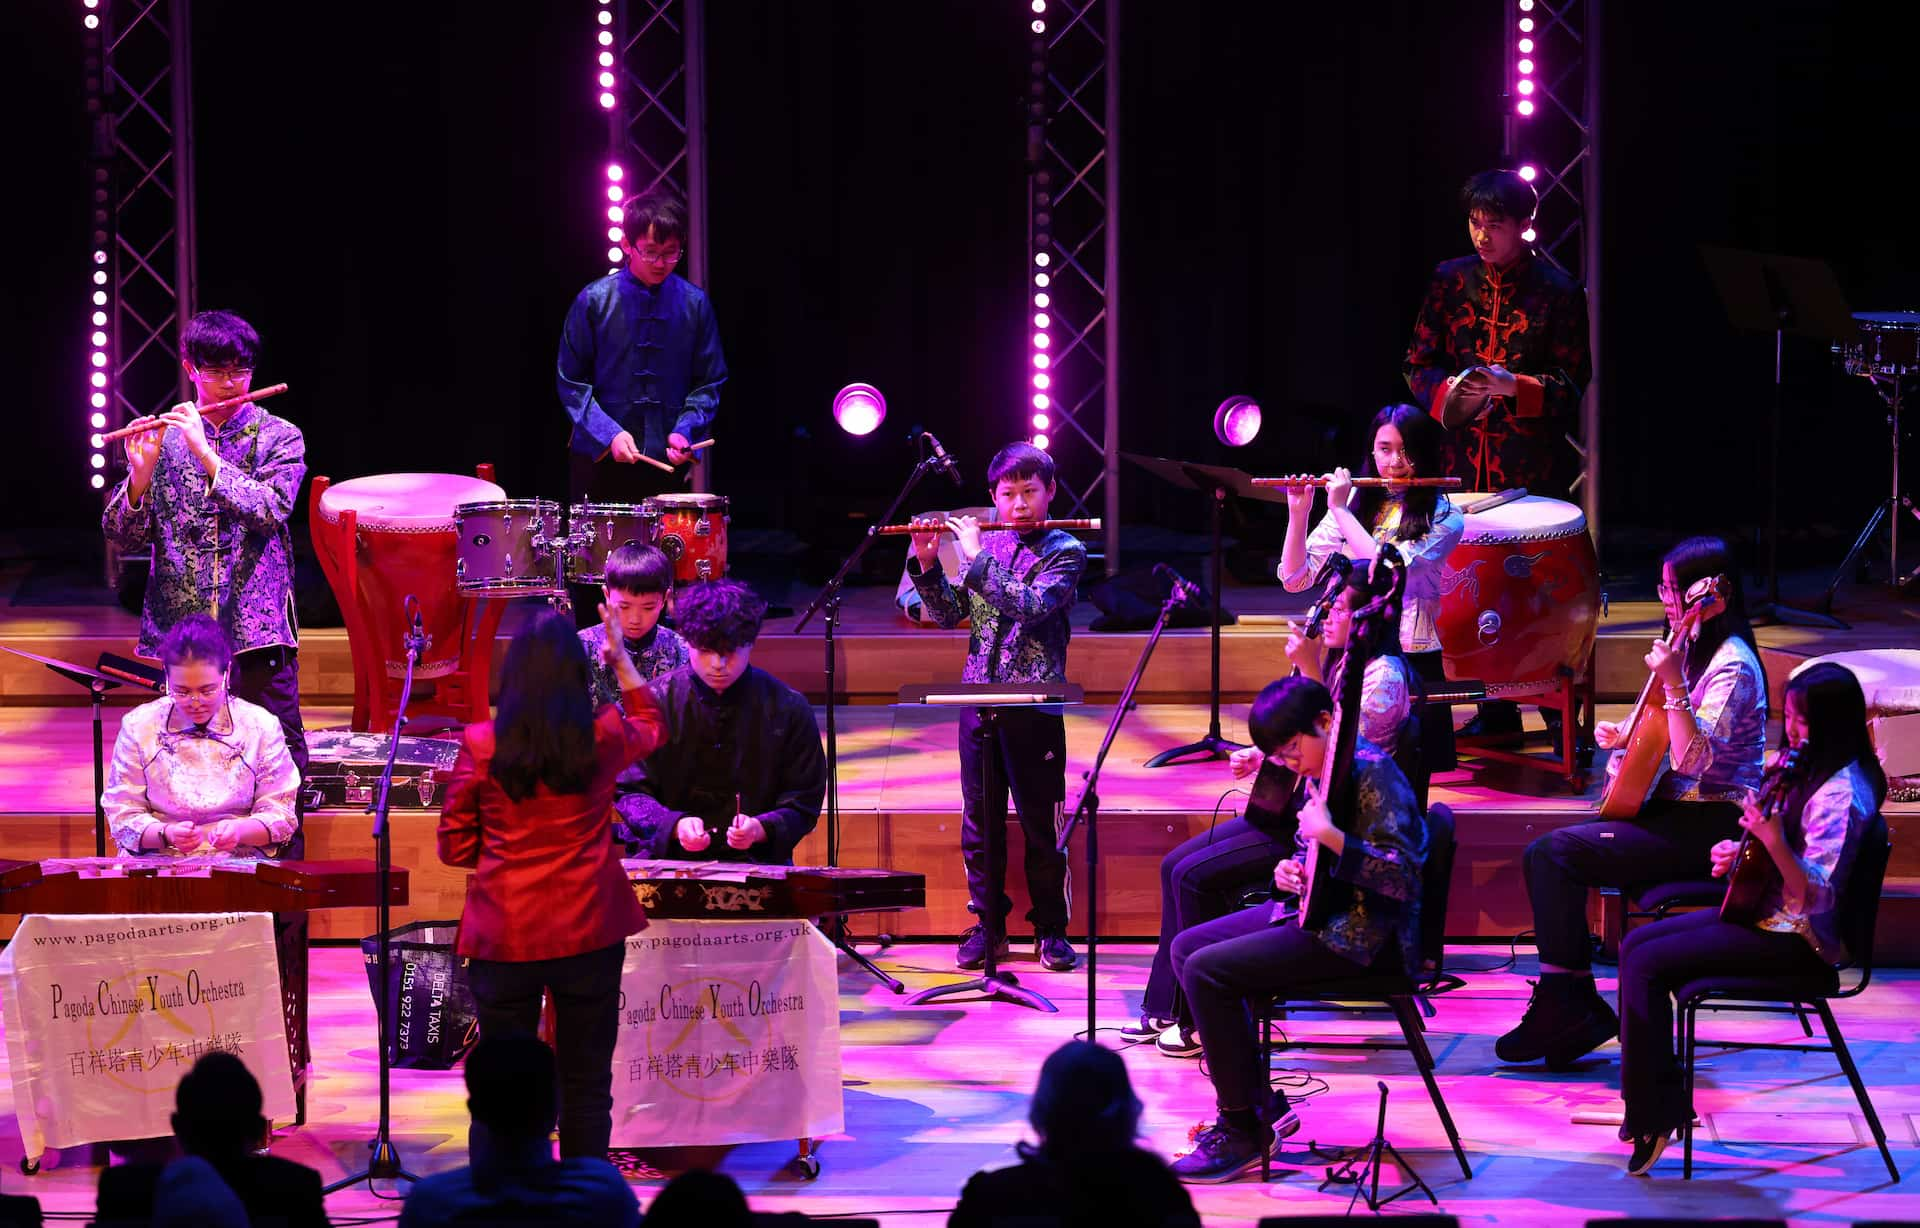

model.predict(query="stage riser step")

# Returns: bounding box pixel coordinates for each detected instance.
[2,627,1748,708]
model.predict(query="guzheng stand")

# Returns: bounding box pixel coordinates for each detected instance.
[0,646,162,857]
[1057,577,1187,1040]
[794,435,954,991]
[899,683,1084,1014]
[1121,453,1286,767]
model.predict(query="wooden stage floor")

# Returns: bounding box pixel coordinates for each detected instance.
[1,942,1915,1226]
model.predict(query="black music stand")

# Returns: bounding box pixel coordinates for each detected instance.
[1057,579,1187,1041]
[1121,453,1285,767]
[0,646,162,857]
[1701,246,1856,627]
[898,681,1084,1014]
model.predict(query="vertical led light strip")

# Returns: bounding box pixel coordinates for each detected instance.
[596,0,625,273]
[82,0,109,489]
[1514,0,1539,243]
[1026,0,1052,450]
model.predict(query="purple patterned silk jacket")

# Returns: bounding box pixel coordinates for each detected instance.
[101,401,306,658]
[907,527,1086,684]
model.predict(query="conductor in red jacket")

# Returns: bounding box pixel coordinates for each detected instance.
[438,605,668,1159]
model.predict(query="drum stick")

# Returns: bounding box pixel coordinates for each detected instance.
[637,452,676,473]
[688,439,716,452]
[99,383,291,443]
[1250,476,1462,489]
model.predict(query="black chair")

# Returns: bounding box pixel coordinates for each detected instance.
[1675,813,1898,1180]
[1618,876,1817,1039]
[0,1193,41,1228]
[1256,804,1471,1183]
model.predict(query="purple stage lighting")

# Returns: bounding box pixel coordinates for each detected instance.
[832,383,887,437]
[1213,396,1262,448]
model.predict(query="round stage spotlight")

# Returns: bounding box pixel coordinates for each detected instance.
[1213,395,1262,447]
[832,383,887,437]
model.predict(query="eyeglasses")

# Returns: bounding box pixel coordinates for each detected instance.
[168,683,225,701]
[631,247,683,268]
[1656,581,1679,599]
[193,366,253,382]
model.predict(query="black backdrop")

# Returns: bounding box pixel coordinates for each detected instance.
[9,2,1919,587]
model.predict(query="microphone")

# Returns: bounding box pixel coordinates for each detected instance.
[403,594,429,657]
[921,431,963,487]
[1301,553,1352,639]
[1152,563,1203,606]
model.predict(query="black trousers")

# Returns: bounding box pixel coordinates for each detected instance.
[1172,907,1380,1113]
[1522,797,1743,970]
[1407,648,1454,778]
[1616,909,1830,1137]
[959,706,1069,931]
[1140,818,1285,1025]
[567,451,690,628]
[467,942,627,1158]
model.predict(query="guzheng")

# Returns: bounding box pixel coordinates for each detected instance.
[622,860,924,920]
[0,857,408,915]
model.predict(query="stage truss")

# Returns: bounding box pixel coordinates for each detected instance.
[1026,0,1120,571]
[1505,0,1603,542]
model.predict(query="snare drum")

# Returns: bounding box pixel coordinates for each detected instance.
[1436,493,1599,693]
[647,492,729,583]
[1833,311,1920,378]
[454,499,563,594]
[565,501,661,585]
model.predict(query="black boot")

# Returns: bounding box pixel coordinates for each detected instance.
[1495,973,1617,1067]
[1462,700,1523,738]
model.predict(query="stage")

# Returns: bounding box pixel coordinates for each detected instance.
[0,942,1915,1225]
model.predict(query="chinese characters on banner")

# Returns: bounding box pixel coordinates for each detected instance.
[610,919,843,1148]
[0,912,292,1159]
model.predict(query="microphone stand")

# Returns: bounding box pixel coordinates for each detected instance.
[325,602,426,1193]
[1056,577,1188,1042]
[793,435,951,993]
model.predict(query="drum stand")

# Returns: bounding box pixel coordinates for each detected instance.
[1821,367,1920,606]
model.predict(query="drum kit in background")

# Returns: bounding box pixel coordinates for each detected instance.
[310,468,730,732]
[1831,311,1919,590]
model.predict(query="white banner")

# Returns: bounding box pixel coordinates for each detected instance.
[610,919,843,1148]
[0,913,293,1157]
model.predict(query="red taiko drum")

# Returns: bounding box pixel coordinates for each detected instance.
[1436,493,1599,694]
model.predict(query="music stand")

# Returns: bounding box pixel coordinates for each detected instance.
[1701,246,1857,627]
[0,646,162,857]
[897,681,1084,1013]
[1121,453,1286,766]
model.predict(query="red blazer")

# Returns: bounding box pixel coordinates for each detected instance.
[438,687,666,962]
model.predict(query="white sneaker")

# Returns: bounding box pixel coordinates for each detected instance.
[1156,1023,1204,1058]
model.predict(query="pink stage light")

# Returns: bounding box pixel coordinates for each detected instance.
[831,383,886,437]
[1518,58,1534,74]
[91,310,106,326]
[1032,413,1050,430]
[598,71,615,88]
[1034,253,1051,268]
[1034,273,1050,288]
[606,246,624,263]
[1033,394,1050,410]
[598,30,613,46]
[90,411,106,428]
[1031,20,1045,34]
[1518,0,1534,9]
[90,433,104,448]
[1033,373,1050,390]
[1517,100,1535,116]
[606,185,624,202]
[1213,396,1262,447]
[1518,80,1535,96]
[1518,164,1538,182]
[599,92,616,109]
[1518,17,1535,32]
[91,330,107,347]
[90,352,107,368]
[598,51,614,67]
[93,250,106,265]
[607,164,624,181]
[90,474,106,490]
[91,373,107,388]
[90,453,105,469]
[84,14,99,28]
[608,226,624,242]
[1518,37,1534,53]
[1033,312,1050,329]
[1032,0,1046,10]
[1034,292,1050,308]
[1522,227,1538,243]
[597,9,612,24]
[606,205,623,223]
[1033,333,1049,349]
[1032,433,1050,449]
[1033,354,1050,369]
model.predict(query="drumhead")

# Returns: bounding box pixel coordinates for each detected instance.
[1447,492,1587,543]
[648,493,728,512]
[1853,311,1920,331]
[1790,649,1920,715]
[569,501,655,517]
[319,473,506,529]
[455,498,559,517]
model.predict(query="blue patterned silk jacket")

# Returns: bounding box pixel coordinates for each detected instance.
[1294,738,1429,975]
[577,622,691,710]
[101,401,306,658]
[557,269,728,463]
[906,526,1086,683]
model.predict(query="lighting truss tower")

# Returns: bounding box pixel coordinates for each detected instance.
[589,0,708,487]
[1024,0,1119,572]
[1504,0,1602,542]
[82,0,198,577]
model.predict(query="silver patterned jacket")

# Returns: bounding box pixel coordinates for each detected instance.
[101,400,306,658]
[103,694,301,858]
[907,527,1086,683]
